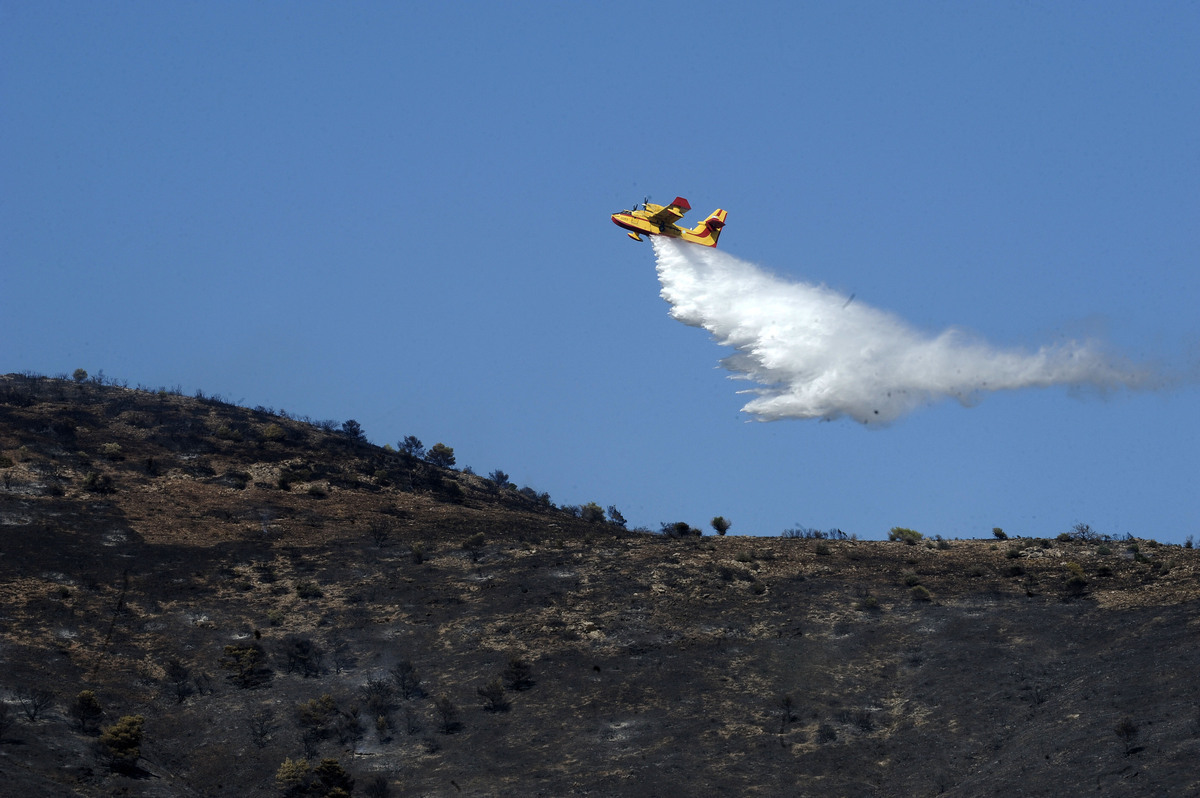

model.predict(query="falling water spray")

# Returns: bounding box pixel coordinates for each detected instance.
[653,239,1157,424]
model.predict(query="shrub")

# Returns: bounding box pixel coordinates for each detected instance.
[99,442,123,460]
[607,506,627,528]
[275,757,310,795]
[434,695,460,734]
[902,571,922,587]
[82,471,115,494]
[478,679,510,712]
[73,368,88,383]
[503,657,534,691]
[296,694,338,738]
[581,502,606,523]
[910,585,932,602]
[888,527,922,545]
[711,516,731,536]
[856,595,880,612]
[359,679,397,717]
[662,521,701,538]
[281,636,325,677]
[262,423,286,442]
[487,469,511,489]
[462,532,486,562]
[992,528,1007,540]
[1005,547,1022,559]
[220,642,271,688]
[814,542,831,556]
[1115,717,1139,756]
[99,714,144,772]
[295,580,324,600]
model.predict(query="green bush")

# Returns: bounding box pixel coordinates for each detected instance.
[99,714,144,771]
[711,516,731,536]
[910,585,932,602]
[888,527,922,545]
[857,595,881,612]
[462,533,486,562]
[295,580,324,600]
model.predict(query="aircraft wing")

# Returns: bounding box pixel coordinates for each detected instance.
[645,196,692,227]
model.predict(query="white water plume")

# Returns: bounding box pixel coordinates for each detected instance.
[653,238,1158,424]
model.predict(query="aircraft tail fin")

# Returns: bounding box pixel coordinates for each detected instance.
[690,209,727,244]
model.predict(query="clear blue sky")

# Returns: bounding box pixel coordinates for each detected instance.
[4,3,1197,542]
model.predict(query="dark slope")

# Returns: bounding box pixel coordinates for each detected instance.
[1,374,1197,797]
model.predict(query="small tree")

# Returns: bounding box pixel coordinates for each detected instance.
[711,516,732,536]
[487,469,511,490]
[16,686,54,721]
[607,505,627,528]
[72,368,88,383]
[0,702,13,742]
[434,694,459,734]
[99,714,144,772]
[221,642,272,688]
[70,690,104,732]
[778,694,797,733]
[340,419,366,442]
[249,707,278,749]
[426,443,456,469]
[399,436,425,459]
[390,660,423,700]
[165,659,193,703]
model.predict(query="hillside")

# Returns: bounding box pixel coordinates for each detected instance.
[0,373,1198,797]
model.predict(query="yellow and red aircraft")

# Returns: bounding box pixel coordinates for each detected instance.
[611,196,727,247]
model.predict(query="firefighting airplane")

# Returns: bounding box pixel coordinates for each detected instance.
[611,196,727,247]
